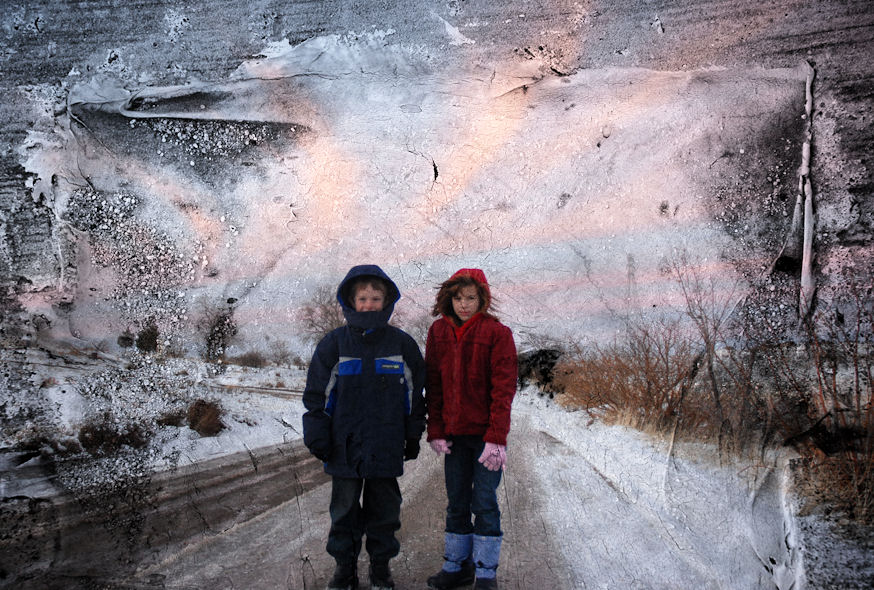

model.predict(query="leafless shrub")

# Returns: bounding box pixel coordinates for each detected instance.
[391,306,432,348]
[117,330,135,348]
[556,316,700,434]
[135,322,159,352]
[156,409,186,427]
[78,414,151,455]
[759,287,874,522]
[299,285,344,344]
[205,311,236,362]
[187,399,225,437]
[518,348,564,395]
[267,339,294,366]
[565,247,874,521]
[518,330,565,352]
[226,350,267,368]
[663,250,744,436]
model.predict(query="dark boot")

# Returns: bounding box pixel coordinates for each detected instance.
[327,562,358,590]
[369,560,395,590]
[473,577,498,590]
[427,559,475,589]
[427,532,475,589]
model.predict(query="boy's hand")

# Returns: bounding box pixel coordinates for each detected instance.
[309,443,331,462]
[404,438,420,461]
[429,438,452,454]
[478,442,506,471]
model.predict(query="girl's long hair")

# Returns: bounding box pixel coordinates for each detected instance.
[431,274,498,323]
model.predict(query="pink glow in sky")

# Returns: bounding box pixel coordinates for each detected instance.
[29,34,809,353]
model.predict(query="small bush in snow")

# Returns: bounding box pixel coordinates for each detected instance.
[267,339,294,367]
[156,409,187,427]
[136,322,159,352]
[78,416,151,455]
[187,399,225,436]
[227,350,267,368]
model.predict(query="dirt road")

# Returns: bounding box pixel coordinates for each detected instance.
[135,413,571,589]
[132,398,795,590]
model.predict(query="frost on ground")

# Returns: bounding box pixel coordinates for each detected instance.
[0,348,309,587]
[2,349,872,588]
[0,350,307,480]
[514,389,803,590]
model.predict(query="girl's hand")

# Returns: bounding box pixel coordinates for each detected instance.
[478,442,506,471]
[429,438,453,454]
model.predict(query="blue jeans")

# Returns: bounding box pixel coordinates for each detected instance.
[327,476,402,564]
[443,435,503,537]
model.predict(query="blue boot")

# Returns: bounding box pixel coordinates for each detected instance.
[427,532,475,590]
[473,535,502,589]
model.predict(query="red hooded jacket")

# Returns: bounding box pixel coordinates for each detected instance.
[425,269,518,446]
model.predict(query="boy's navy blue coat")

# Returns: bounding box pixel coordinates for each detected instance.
[303,265,426,478]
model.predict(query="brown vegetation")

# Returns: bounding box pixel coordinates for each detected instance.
[556,259,874,522]
[78,416,151,455]
[186,399,225,437]
[226,350,268,368]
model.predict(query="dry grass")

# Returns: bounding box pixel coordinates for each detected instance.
[554,289,874,522]
[560,248,874,521]
[78,416,151,455]
[786,300,873,521]
[555,317,699,434]
[226,350,268,368]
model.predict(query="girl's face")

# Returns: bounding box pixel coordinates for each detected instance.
[452,285,481,323]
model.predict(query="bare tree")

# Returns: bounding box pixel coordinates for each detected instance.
[300,285,345,344]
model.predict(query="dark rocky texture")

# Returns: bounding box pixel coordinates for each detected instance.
[1,440,326,590]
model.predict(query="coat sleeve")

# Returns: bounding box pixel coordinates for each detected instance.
[402,332,426,440]
[484,323,518,446]
[424,322,446,441]
[302,333,337,460]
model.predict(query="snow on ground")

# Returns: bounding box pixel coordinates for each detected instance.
[124,376,807,590]
[512,388,802,589]
[152,362,308,466]
[143,370,806,589]
[5,351,869,588]
[149,371,308,470]
[0,351,308,498]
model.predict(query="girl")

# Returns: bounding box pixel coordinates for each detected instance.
[425,269,518,590]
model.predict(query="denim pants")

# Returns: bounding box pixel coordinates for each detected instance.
[327,476,402,564]
[443,435,503,537]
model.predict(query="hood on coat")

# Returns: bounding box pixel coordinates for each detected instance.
[336,264,400,330]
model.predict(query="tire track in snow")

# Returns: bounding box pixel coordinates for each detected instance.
[512,401,723,589]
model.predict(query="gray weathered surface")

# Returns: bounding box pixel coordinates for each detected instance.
[2,0,872,316]
[2,2,873,589]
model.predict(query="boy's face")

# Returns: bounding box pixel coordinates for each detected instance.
[353,284,386,312]
[452,285,481,323]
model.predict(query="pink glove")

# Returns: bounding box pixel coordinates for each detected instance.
[429,439,453,454]
[478,442,506,471]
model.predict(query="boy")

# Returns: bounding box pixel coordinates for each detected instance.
[303,264,426,590]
